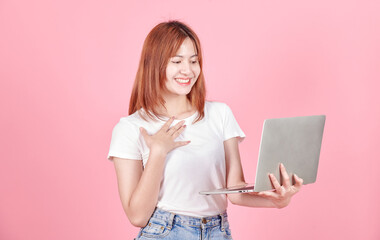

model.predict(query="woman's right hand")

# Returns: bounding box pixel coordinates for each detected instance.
[140,116,190,156]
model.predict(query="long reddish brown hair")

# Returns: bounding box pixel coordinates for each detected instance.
[129,21,206,123]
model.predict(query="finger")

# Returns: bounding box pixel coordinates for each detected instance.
[269,173,282,192]
[174,140,191,148]
[280,163,291,188]
[248,191,260,196]
[172,124,187,138]
[168,120,185,135]
[293,174,304,188]
[258,191,278,199]
[160,116,175,132]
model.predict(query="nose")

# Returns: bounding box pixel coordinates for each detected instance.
[180,61,191,75]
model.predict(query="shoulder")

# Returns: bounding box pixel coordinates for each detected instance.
[205,101,232,116]
[205,100,230,111]
[119,111,143,124]
[108,112,144,160]
[113,111,144,133]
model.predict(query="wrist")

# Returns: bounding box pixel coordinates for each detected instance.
[149,146,167,159]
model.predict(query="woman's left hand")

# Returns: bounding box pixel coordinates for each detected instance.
[255,163,303,209]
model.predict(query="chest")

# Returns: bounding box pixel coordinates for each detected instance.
[140,117,225,168]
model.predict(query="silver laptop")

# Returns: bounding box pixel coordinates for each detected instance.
[199,115,326,195]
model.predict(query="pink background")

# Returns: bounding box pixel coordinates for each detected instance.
[1,0,379,239]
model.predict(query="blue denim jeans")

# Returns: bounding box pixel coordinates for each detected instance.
[135,208,233,240]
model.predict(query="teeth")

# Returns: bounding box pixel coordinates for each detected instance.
[175,78,190,83]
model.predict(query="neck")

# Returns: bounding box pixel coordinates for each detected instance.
[159,93,193,118]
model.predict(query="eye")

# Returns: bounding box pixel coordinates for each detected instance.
[171,60,181,64]
[191,60,198,64]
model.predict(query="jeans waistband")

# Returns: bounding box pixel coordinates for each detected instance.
[151,208,228,228]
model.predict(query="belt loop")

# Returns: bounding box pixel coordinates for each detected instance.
[167,212,175,230]
[220,213,225,231]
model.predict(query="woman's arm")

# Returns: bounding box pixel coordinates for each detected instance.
[224,137,303,208]
[113,151,166,228]
[113,117,190,228]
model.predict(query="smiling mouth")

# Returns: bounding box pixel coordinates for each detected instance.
[175,78,191,85]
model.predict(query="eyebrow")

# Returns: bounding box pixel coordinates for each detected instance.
[173,54,198,58]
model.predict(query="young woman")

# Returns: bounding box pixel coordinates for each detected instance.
[108,21,303,240]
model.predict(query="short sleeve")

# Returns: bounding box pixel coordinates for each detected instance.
[107,118,142,161]
[222,104,246,143]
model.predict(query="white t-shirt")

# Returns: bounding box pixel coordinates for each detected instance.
[107,101,245,217]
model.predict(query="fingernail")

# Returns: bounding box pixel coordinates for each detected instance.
[183,125,187,128]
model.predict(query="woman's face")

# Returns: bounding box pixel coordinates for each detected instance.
[164,37,201,97]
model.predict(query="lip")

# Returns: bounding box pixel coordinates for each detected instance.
[175,78,191,86]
